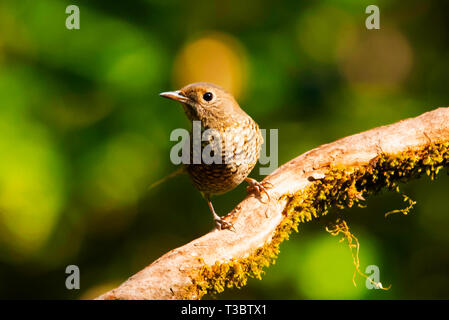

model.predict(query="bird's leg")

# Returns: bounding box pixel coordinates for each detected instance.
[245,177,273,203]
[205,195,235,231]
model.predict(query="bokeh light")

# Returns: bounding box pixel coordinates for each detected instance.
[338,26,413,89]
[296,234,380,299]
[79,132,160,231]
[296,6,355,64]
[172,32,248,98]
[0,116,65,260]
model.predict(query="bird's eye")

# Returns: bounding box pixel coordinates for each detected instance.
[203,92,213,102]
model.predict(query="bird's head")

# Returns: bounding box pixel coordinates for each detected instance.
[160,82,246,128]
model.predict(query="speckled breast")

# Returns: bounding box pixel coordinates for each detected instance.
[186,119,263,195]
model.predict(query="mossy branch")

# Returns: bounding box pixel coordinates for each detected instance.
[97,107,449,300]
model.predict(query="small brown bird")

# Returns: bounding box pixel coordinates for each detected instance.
[160,82,271,230]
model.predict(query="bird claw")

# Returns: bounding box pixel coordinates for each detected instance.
[246,178,273,203]
[214,217,235,231]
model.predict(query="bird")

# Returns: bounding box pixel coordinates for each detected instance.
[160,82,271,230]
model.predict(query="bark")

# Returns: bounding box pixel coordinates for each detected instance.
[97,107,449,300]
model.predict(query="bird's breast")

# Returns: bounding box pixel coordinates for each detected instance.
[186,118,263,195]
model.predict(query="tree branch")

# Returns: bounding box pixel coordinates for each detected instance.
[97,107,449,300]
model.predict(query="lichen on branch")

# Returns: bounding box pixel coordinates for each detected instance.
[188,142,449,298]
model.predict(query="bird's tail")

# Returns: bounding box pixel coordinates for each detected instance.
[148,166,186,191]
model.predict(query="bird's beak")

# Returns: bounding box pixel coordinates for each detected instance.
[159,90,189,103]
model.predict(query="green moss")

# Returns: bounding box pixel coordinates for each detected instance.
[186,142,449,299]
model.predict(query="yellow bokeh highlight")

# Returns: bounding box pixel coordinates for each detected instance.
[0,120,65,259]
[172,32,247,98]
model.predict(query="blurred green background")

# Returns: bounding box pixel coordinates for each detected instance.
[0,0,448,299]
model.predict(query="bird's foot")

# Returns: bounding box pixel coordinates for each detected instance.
[214,217,235,231]
[245,178,273,203]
